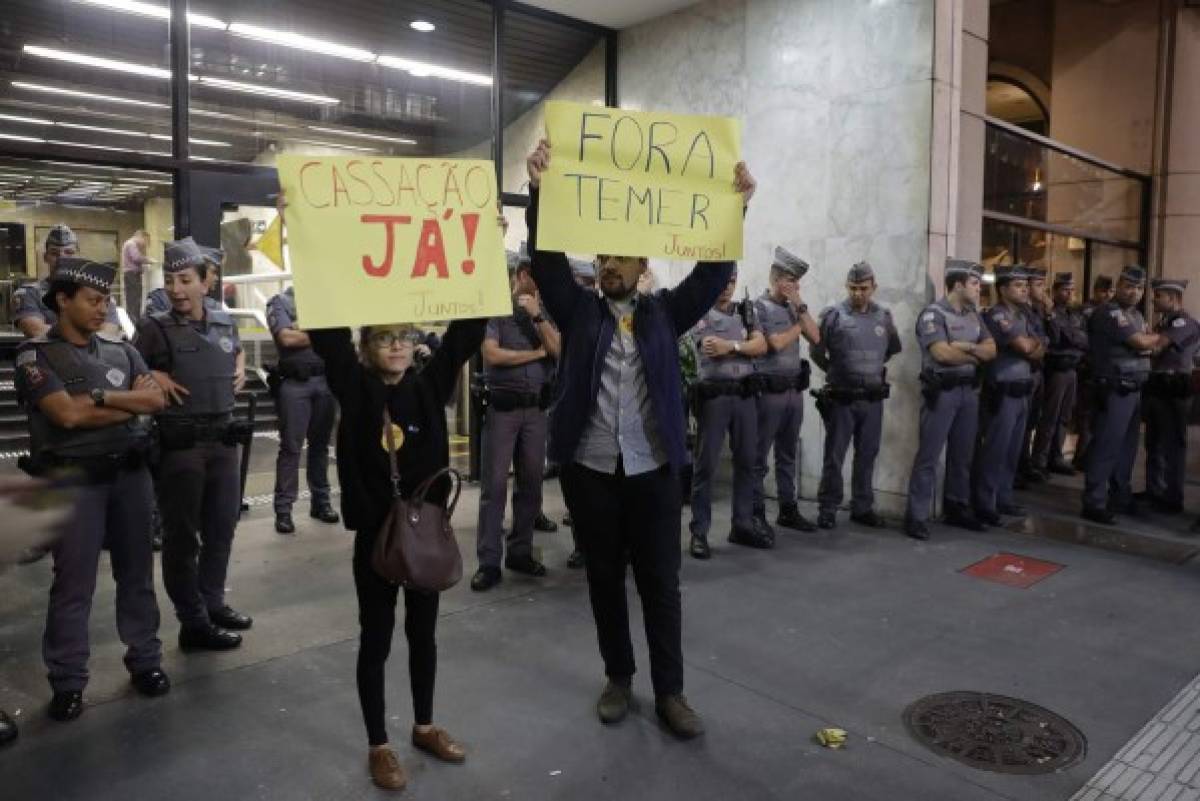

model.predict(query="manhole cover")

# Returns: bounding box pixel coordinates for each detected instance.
[903,692,1086,774]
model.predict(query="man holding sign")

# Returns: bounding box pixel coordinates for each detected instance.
[526,115,755,739]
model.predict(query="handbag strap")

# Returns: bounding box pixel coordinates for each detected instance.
[383,406,402,498]
[412,466,463,515]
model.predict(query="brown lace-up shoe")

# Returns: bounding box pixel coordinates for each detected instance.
[368,746,407,791]
[412,726,466,763]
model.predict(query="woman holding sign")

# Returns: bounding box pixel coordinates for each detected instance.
[309,317,485,790]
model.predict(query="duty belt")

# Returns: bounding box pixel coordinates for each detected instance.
[824,384,890,403]
[31,448,148,483]
[278,362,325,380]
[922,371,979,390]
[488,387,548,412]
[1045,353,1082,372]
[695,378,753,401]
[1094,376,1145,395]
[759,362,811,394]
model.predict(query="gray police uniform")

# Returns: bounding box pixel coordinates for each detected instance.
[1032,301,1088,469]
[16,330,161,692]
[688,304,760,537]
[1082,301,1151,512]
[1018,300,1050,476]
[973,303,1037,515]
[813,301,901,516]
[1073,301,1104,468]
[905,298,991,524]
[1143,310,1200,508]
[13,278,119,334]
[476,308,555,569]
[752,292,810,513]
[267,288,335,516]
[135,307,243,628]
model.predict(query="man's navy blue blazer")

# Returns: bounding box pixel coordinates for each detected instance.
[526,187,736,472]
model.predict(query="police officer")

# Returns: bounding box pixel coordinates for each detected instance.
[1080,266,1164,523]
[812,262,902,530]
[973,265,1043,525]
[752,247,819,532]
[471,247,560,591]
[1030,272,1088,475]
[903,259,996,540]
[1139,278,1200,514]
[688,267,769,557]
[15,258,170,721]
[1017,267,1051,486]
[1072,275,1114,470]
[12,225,120,339]
[267,285,339,534]
[134,237,250,650]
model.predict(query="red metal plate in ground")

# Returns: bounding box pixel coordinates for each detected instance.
[960,553,1065,589]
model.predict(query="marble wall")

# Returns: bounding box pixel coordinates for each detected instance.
[619,0,939,513]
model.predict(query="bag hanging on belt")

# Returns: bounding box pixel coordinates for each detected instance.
[371,407,464,592]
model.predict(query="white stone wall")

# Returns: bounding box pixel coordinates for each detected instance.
[618,0,938,512]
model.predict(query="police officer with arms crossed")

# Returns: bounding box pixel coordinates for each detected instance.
[471,246,560,591]
[973,265,1043,525]
[134,238,251,651]
[267,285,340,534]
[811,262,902,530]
[688,267,769,558]
[1138,278,1200,514]
[903,259,996,540]
[1031,272,1088,475]
[12,225,121,339]
[752,248,819,533]
[1080,266,1165,524]
[1016,267,1051,486]
[1073,275,1114,470]
[15,258,170,721]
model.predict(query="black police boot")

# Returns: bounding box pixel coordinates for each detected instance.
[689,533,712,560]
[1047,460,1077,476]
[130,668,171,698]
[505,554,548,577]
[274,513,296,535]
[903,519,930,541]
[752,515,776,542]
[470,566,502,591]
[850,510,887,528]
[817,509,837,530]
[48,690,84,722]
[975,508,1003,527]
[728,525,774,549]
[208,606,253,631]
[533,512,558,533]
[310,504,340,525]
[0,709,16,747]
[1081,506,1116,525]
[179,624,243,652]
[943,504,986,532]
[566,549,586,569]
[777,503,817,532]
[997,503,1027,518]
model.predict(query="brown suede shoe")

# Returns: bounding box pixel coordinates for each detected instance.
[412,726,466,763]
[368,747,407,791]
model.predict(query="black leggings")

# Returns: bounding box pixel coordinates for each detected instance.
[353,531,440,746]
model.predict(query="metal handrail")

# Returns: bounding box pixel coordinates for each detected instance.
[985,116,1152,183]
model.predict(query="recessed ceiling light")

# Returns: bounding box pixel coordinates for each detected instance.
[410,20,436,32]
[12,81,169,109]
[228,22,376,62]
[24,45,172,79]
[195,76,340,105]
[377,55,491,86]
[0,132,45,143]
[0,113,52,126]
[72,0,227,30]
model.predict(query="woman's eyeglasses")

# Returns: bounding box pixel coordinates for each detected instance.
[369,331,420,349]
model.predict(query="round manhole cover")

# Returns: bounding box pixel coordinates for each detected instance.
[903,692,1086,774]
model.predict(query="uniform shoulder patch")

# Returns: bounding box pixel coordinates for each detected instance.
[15,348,36,366]
[1173,317,1187,328]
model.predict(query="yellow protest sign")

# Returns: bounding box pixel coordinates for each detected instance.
[277,155,512,328]
[537,101,743,261]
[252,214,285,271]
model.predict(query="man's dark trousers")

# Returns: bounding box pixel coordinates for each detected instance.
[560,461,683,696]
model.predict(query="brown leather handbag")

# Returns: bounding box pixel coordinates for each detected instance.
[371,408,463,592]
